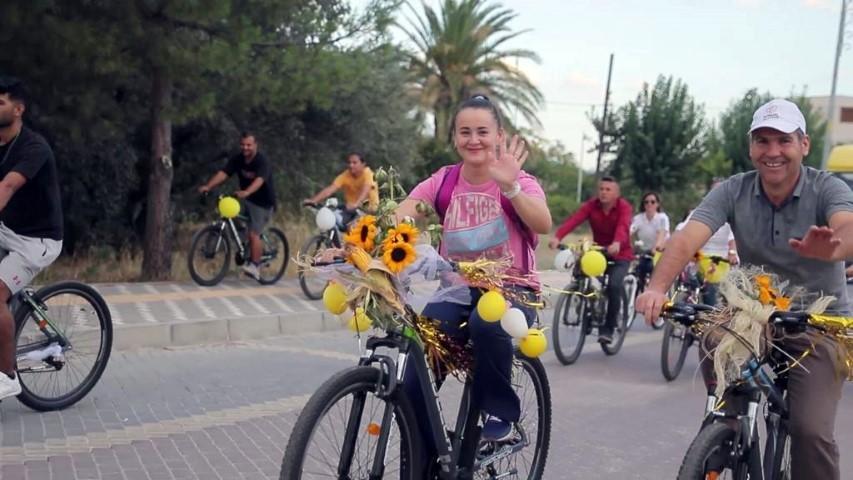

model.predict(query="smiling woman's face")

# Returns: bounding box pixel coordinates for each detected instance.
[453,107,499,166]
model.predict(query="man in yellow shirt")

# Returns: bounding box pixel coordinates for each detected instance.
[303,153,379,224]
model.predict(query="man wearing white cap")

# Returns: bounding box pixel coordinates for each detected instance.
[638,98,853,478]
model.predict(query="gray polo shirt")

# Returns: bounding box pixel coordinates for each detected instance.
[692,166,853,314]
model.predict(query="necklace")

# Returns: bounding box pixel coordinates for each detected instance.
[0,130,21,167]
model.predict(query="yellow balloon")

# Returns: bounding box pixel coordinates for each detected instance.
[698,256,730,284]
[322,282,348,315]
[519,329,547,358]
[653,251,662,266]
[580,250,607,277]
[218,196,241,219]
[348,307,372,332]
[477,290,507,322]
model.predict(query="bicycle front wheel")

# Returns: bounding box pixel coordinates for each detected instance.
[281,366,421,479]
[188,224,231,286]
[552,287,587,365]
[257,227,289,285]
[677,422,751,480]
[660,319,692,381]
[15,282,113,411]
[298,233,331,300]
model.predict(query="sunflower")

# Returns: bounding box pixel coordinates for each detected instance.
[346,245,372,273]
[344,215,378,251]
[391,223,420,245]
[382,240,416,274]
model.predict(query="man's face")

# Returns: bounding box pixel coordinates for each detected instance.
[240,136,257,159]
[597,180,619,205]
[0,93,23,129]
[749,128,809,188]
[347,154,366,175]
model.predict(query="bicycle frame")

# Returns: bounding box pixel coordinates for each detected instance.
[13,289,69,371]
[341,329,530,479]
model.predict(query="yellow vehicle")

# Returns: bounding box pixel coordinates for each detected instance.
[827,144,853,190]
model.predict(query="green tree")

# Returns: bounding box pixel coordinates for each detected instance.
[791,93,827,169]
[399,0,543,139]
[609,76,706,193]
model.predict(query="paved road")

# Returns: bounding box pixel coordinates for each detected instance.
[2,321,853,479]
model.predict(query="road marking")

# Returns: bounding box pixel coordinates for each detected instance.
[217,297,244,317]
[243,295,271,315]
[163,299,188,321]
[264,294,294,313]
[284,292,319,312]
[192,298,217,318]
[136,302,158,323]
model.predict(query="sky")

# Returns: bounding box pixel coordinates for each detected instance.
[375,0,853,169]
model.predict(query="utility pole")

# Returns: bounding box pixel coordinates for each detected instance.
[577,134,590,203]
[821,0,849,170]
[596,53,614,177]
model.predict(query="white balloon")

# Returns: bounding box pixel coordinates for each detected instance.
[500,308,529,339]
[553,249,576,272]
[315,207,337,231]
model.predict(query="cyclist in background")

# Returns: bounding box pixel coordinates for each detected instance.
[630,191,669,290]
[303,152,378,225]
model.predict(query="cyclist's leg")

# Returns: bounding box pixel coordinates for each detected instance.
[785,334,844,480]
[637,253,653,290]
[340,209,358,226]
[701,281,719,306]
[602,261,629,337]
[468,288,535,425]
[0,228,61,389]
[244,201,272,264]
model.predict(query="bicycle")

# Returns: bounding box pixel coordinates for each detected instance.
[9,281,112,411]
[551,242,636,365]
[663,301,853,480]
[660,254,730,381]
[297,198,354,300]
[281,259,552,479]
[626,242,664,331]
[187,194,289,286]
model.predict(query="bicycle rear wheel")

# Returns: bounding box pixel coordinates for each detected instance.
[600,289,629,356]
[473,352,551,479]
[661,319,692,381]
[677,422,751,480]
[552,287,587,365]
[188,224,231,286]
[298,234,332,300]
[14,282,113,411]
[281,366,421,479]
[257,227,289,285]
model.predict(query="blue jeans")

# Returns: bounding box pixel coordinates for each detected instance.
[403,287,536,447]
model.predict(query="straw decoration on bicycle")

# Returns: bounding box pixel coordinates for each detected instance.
[677,266,851,398]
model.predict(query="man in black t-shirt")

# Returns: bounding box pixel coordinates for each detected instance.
[0,77,63,400]
[199,132,276,280]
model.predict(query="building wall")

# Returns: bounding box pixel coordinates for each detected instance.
[809,95,853,146]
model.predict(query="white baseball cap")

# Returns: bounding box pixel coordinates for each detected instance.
[749,98,807,134]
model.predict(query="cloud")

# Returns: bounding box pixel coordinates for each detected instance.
[564,71,601,90]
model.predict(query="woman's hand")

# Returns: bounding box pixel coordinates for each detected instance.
[489,133,528,191]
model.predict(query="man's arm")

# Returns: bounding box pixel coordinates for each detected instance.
[553,201,591,240]
[236,177,264,199]
[305,184,339,205]
[0,172,27,212]
[200,171,228,193]
[829,211,853,260]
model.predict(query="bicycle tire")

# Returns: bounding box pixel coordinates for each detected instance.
[498,352,551,479]
[677,422,750,480]
[297,234,330,300]
[14,281,113,411]
[600,288,629,356]
[281,366,421,479]
[624,274,638,331]
[660,319,692,381]
[552,286,587,365]
[257,227,289,285]
[188,224,231,286]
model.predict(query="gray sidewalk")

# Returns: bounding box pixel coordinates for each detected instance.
[91,271,570,350]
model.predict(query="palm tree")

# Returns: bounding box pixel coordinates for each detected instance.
[399,0,544,139]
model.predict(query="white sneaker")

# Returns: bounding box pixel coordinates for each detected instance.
[0,373,21,400]
[242,262,260,280]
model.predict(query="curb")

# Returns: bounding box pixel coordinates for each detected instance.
[112,311,344,350]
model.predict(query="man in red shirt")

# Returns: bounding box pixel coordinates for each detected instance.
[549,176,634,343]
